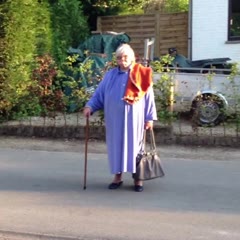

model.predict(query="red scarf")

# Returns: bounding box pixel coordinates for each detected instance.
[123,63,152,104]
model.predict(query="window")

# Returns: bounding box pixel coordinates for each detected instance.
[228,0,240,40]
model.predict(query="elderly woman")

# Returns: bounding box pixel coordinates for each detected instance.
[83,44,157,192]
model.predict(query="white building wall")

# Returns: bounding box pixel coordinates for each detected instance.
[191,0,240,63]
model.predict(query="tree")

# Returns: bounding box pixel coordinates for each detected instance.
[144,0,189,13]
[80,0,189,31]
[50,0,89,64]
[80,0,146,30]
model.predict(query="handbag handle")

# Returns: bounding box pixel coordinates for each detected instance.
[142,129,157,152]
[149,129,157,151]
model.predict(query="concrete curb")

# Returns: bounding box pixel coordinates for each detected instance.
[0,229,100,240]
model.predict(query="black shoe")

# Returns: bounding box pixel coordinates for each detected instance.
[134,185,144,192]
[108,181,123,190]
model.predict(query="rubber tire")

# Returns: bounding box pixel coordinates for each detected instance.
[192,94,225,126]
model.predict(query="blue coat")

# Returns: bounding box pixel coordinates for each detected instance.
[86,67,157,174]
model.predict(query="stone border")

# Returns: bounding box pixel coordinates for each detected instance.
[1,125,240,147]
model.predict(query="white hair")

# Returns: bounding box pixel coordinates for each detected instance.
[115,44,135,62]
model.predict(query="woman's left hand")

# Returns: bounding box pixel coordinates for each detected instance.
[145,121,153,130]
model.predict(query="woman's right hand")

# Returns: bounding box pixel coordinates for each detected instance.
[83,107,91,118]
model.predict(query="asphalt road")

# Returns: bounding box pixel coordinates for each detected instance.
[0,137,240,240]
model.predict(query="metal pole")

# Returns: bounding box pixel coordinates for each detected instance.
[83,116,89,190]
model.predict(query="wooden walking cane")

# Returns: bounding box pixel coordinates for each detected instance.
[83,116,89,190]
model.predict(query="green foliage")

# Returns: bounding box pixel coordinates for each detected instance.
[50,0,89,64]
[0,0,53,117]
[228,62,240,79]
[80,0,146,30]
[144,0,189,13]
[83,0,143,8]
[8,54,65,120]
[31,54,65,116]
[35,0,53,56]
[0,0,90,120]
[80,0,118,30]
[150,55,177,124]
[80,0,189,30]
[224,63,240,129]
[151,54,174,72]
[56,55,96,112]
[163,0,189,13]
[115,0,145,15]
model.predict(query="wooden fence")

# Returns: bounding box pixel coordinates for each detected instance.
[97,12,188,59]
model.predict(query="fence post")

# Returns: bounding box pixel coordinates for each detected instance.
[155,13,160,58]
[96,16,102,31]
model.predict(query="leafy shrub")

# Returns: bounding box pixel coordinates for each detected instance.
[150,54,177,124]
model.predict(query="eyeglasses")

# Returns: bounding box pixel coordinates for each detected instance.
[116,55,128,60]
